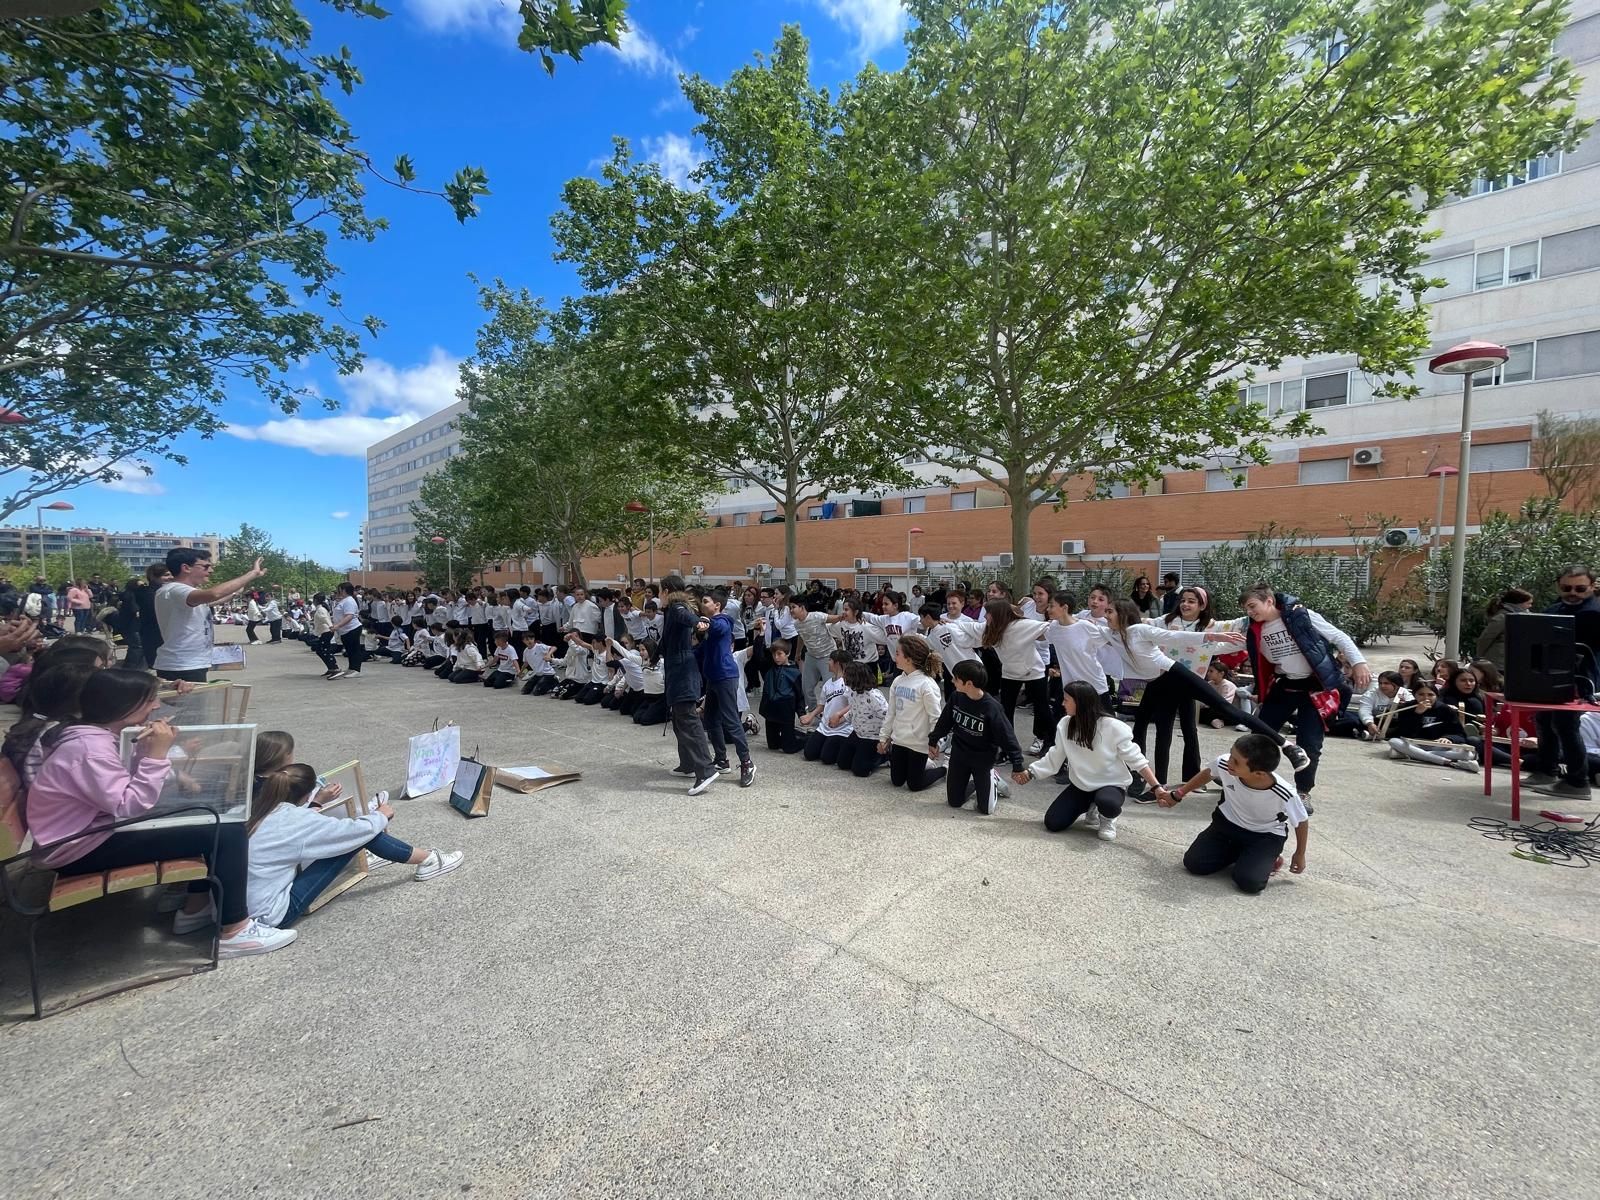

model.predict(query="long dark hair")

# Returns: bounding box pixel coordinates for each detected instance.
[247,762,318,834]
[980,599,1022,649]
[1064,681,1104,748]
[1109,599,1146,658]
[3,661,99,770]
[43,668,157,751]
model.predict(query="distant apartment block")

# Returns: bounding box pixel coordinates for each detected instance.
[0,527,224,573]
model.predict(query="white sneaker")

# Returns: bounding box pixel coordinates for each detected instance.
[1234,724,1249,732]
[1082,808,1100,830]
[1097,816,1118,842]
[156,885,189,913]
[414,848,463,881]
[991,771,1010,799]
[1027,738,1044,755]
[173,901,217,934]
[366,789,389,814]
[219,919,298,959]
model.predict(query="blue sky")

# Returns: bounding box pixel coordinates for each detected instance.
[49,0,909,568]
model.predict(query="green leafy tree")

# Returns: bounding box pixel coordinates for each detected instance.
[411,462,496,591]
[855,0,1586,593]
[553,27,911,586]
[0,0,624,521]
[1535,410,1600,512]
[436,283,708,588]
[210,521,344,596]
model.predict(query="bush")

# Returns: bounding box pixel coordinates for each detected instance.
[1423,499,1600,651]
[1197,519,1417,647]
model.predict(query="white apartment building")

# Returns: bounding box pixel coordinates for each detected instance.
[363,398,467,572]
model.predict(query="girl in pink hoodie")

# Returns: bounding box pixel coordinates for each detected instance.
[25,669,295,959]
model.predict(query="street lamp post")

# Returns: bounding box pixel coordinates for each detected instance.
[429,535,453,590]
[906,526,924,591]
[624,501,654,584]
[348,548,365,589]
[35,500,72,579]
[1428,340,1508,659]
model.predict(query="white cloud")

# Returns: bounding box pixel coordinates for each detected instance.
[330,510,351,520]
[94,460,164,496]
[403,0,520,38]
[816,0,906,57]
[604,23,681,76]
[644,132,705,190]
[225,347,462,458]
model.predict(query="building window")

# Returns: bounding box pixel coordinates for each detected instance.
[950,491,976,510]
[1106,482,1132,499]
[903,496,926,514]
[1533,330,1600,379]
[1206,468,1246,491]
[1299,458,1350,485]
[1474,241,1540,290]
[1540,225,1600,279]
[807,505,824,520]
[761,509,777,523]
[1468,151,1562,197]
[1303,371,1349,410]
[1472,341,1535,386]
[732,512,748,527]
[1468,441,1531,473]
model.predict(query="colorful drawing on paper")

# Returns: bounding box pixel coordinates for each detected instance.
[405,725,461,797]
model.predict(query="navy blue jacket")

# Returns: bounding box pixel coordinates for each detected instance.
[1244,591,1344,693]
[660,597,702,704]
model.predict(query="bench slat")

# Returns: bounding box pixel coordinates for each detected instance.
[159,859,207,884]
[49,873,106,911]
[105,863,160,893]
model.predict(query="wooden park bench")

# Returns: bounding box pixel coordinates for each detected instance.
[0,758,222,1019]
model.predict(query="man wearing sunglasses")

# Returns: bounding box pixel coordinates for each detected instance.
[1524,565,1600,800]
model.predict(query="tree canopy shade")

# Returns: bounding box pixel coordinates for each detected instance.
[0,0,624,522]
[415,282,708,588]
[553,26,912,585]
[852,0,1587,591]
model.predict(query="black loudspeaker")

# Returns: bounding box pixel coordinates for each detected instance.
[1503,612,1575,704]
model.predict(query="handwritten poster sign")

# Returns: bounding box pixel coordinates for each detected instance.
[405,724,460,797]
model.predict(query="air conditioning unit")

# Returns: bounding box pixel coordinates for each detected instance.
[1383,527,1423,548]
[745,565,760,578]
[690,564,705,576]
[1352,446,1383,467]
[908,556,927,570]
[756,563,772,576]
[997,552,1015,568]
[1060,539,1086,555]
[853,557,871,571]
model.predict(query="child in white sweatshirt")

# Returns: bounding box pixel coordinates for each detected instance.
[246,762,462,928]
[876,634,948,792]
[1016,681,1160,842]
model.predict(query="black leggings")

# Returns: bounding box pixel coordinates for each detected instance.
[945,749,995,813]
[483,670,515,689]
[999,676,1054,746]
[1044,783,1125,832]
[1157,664,1284,746]
[840,734,884,776]
[888,744,946,791]
[632,694,668,725]
[1132,671,1201,785]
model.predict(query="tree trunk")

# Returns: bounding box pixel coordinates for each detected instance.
[784,471,799,587]
[1009,483,1032,596]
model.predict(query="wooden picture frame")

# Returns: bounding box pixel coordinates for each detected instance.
[306,758,371,915]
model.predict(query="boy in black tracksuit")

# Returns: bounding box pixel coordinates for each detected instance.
[753,636,806,753]
[930,660,1024,816]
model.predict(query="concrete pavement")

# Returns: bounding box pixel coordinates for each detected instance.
[1,629,1596,1199]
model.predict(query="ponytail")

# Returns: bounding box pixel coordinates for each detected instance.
[247,762,318,834]
[898,633,944,680]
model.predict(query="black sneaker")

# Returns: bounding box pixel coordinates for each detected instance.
[1127,775,1147,797]
[739,760,756,788]
[671,766,695,776]
[1282,742,1310,772]
[714,759,734,774]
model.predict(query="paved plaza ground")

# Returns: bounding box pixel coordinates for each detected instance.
[1,628,1597,1199]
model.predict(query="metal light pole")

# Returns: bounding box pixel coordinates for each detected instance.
[35,500,72,579]
[906,525,924,591]
[625,501,654,583]
[430,535,453,591]
[1428,341,1508,659]
[348,548,365,589]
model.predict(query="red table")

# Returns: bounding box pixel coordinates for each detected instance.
[1481,692,1600,821]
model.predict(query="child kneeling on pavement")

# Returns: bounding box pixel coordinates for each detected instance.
[1016,680,1159,842]
[1157,733,1310,894]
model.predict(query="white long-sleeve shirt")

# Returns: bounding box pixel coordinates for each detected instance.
[510,599,531,632]
[1026,715,1149,791]
[248,802,387,926]
[924,617,980,667]
[880,670,944,749]
[1110,623,1210,680]
[986,617,1050,681]
[1044,620,1112,691]
[1357,684,1412,726]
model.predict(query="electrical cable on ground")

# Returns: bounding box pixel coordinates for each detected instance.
[1468,812,1600,867]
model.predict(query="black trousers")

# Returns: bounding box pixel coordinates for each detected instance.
[1255,676,1325,793]
[340,628,364,673]
[449,669,479,684]
[472,623,492,656]
[483,670,515,689]
[633,694,668,725]
[840,734,884,776]
[1132,671,1201,785]
[311,632,339,672]
[522,674,557,696]
[999,676,1054,746]
[1535,712,1589,785]
[1183,808,1286,895]
[803,729,846,764]
[1044,783,1125,832]
[245,620,261,643]
[671,700,715,780]
[945,748,995,813]
[64,822,247,924]
[765,713,804,753]
[267,619,283,643]
[888,744,945,791]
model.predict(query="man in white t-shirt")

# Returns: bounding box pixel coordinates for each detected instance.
[329,581,364,678]
[153,548,265,683]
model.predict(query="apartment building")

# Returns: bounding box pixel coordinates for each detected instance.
[0,527,223,572]
[582,4,1600,590]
